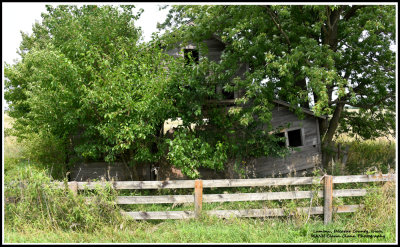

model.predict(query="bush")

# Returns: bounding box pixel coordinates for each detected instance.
[19,130,68,180]
[4,163,124,232]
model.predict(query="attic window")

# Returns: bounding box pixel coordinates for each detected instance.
[222,87,235,99]
[184,49,199,65]
[287,129,303,147]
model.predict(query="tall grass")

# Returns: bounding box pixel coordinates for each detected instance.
[333,138,396,175]
[4,162,124,233]
[4,112,68,179]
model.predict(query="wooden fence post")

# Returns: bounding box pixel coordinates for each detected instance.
[324,175,333,225]
[194,179,203,218]
[69,181,78,196]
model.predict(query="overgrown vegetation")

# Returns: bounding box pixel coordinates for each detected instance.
[337,140,396,175]
[3,3,397,243]
[159,5,396,150]
[4,116,396,243]
[4,158,123,233]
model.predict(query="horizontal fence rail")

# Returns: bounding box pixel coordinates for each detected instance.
[6,174,395,190]
[46,173,396,190]
[5,173,395,224]
[113,189,371,205]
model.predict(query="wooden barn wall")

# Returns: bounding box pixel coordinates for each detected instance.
[161,38,323,179]
[70,162,150,181]
[249,105,322,177]
[165,38,225,60]
[203,39,225,62]
[152,104,323,180]
[165,38,245,99]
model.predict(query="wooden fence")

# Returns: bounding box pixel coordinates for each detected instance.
[60,173,395,224]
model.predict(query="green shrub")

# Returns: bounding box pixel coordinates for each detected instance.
[4,163,124,232]
[18,130,68,180]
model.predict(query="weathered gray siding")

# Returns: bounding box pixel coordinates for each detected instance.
[70,162,151,181]
[165,38,225,61]
[70,162,131,181]
[203,38,225,62]
[249,104,322,177]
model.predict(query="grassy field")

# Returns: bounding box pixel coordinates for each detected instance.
[4,214,396,243]
[3,112,397,243]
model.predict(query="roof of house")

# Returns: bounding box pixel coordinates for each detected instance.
[272,99,327,119]
[206,99,327,119]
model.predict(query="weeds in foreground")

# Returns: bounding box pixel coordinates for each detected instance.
[4,167,396,243]
[346,181,396,231]
[4,163,123,233]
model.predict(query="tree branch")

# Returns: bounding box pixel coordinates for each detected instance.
[343,5,366,21]
[350,91,395,109]
[262,6,291,49]
[332,6,344,28]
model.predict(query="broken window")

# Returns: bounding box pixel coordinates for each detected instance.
[287,129,303,147]
[184,49,199,65]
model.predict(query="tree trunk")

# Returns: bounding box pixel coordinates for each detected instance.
[322,102,345,169]
[323,103,344,145]
[319,7,343,171]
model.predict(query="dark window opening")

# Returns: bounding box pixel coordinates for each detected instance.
[184,49,199,65]
[288,129,303,147]
[222,87,235,99]
[274,132,286,147]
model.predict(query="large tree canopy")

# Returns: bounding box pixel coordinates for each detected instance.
[158,5,396,148]
[5,5,183,168]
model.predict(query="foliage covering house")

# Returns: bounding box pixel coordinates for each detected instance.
[155,36,327,179]
[71,36,327,181]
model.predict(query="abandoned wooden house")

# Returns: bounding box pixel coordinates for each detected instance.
[156,98,326,180]
[70,35,326,181]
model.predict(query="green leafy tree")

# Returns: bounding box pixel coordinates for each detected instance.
[158,5,396,166]
[4,5,184,176]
